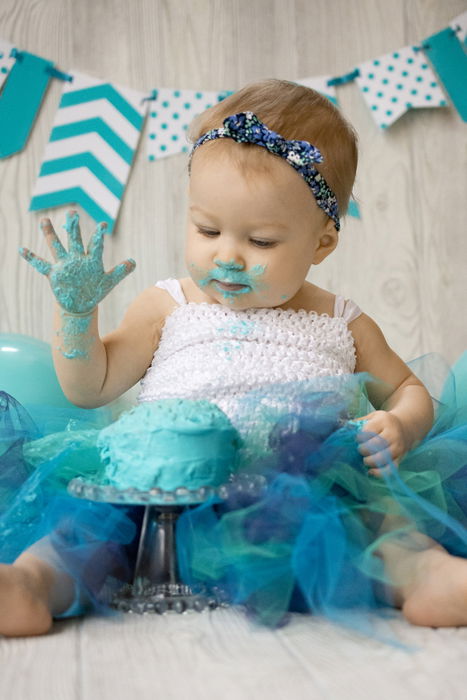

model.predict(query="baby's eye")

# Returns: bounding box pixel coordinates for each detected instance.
[250,238,277,248]
[197,227,220,237]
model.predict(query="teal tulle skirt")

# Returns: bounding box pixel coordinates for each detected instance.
[0,352,466,627]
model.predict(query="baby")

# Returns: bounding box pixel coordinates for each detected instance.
[1,78,466,636]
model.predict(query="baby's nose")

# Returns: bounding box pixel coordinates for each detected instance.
[214,258,245,271]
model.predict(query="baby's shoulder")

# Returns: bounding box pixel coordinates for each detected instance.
[289,283,336,316]
[293,283,357,317]
[124,284,180,330]
[348,311,391,359]
[287,283,368,326]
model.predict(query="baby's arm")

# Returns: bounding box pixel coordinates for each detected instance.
[51,286,167,407]
[20,212,172,408]
[351,313,434,472]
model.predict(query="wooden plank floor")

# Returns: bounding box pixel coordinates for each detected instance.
[1,608,466,700]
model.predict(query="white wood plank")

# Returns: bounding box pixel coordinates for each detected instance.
[0,619,81,700]
[1,610,467,700]
[79,608,319,700]
[276,611,467,700]
[77,608,467,700]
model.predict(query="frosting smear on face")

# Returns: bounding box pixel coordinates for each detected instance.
[97,399,241,491]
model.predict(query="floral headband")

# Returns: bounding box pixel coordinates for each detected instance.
[189,111,340,231]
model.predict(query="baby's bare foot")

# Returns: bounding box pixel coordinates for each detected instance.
[0,563,53,637]
[401,547,467,627]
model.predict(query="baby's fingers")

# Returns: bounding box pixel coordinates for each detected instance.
[19,247,52,276]
[357,431,397,470]
[362,448,394,469]
[87,222,107,259]
[40,218,67,260]
[367,465,393,479]
[105,259,136,291]
[63,210,85,255]
[367,456,400,478]
[356,431,388,457]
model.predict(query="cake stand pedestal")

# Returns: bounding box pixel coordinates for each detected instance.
[68,475,265,614]
[114,504,220,614]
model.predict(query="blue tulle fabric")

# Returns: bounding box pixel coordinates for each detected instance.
[0,392,142,616]
[0,351,466,627]
[177,356,467,630]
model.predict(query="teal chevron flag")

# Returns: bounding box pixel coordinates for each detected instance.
[0,50,53,158]
[30,70,148,232]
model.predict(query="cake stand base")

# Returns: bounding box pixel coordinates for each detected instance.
[111,503,222,615]
[112,581,220,614]
[67,474,266,615]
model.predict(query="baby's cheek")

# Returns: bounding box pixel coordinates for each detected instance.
[268,280,301,307]
[187,261,205,282]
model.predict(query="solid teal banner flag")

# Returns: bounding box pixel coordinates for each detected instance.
[0,50,54,158]
[422,28,467,122]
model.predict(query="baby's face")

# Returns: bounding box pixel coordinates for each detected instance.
[185,146,337,309]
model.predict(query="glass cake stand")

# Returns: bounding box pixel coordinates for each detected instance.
[68,473,266,615]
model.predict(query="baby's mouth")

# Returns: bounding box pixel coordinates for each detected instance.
[213,279,250,292]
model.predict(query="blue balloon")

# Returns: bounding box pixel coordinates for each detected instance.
[0,333,110,432]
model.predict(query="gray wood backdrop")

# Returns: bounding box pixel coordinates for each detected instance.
[1,0,466,369]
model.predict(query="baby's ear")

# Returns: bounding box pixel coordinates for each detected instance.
[312,219,339,264]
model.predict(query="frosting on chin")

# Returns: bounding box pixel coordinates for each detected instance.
[97,399,241,491]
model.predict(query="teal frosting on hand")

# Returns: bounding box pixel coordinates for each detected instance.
[57,311,94,360]
[20,212,136,315]
[19,211,136,360]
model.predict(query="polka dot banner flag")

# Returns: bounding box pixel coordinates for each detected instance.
[356,45,448,129]
[30,70,148,232]
[146,87,232,160]
[0,38,16,90]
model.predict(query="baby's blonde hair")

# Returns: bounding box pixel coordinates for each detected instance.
[188,79,358,218]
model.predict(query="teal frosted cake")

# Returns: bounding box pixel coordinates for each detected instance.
[97,398,241,491]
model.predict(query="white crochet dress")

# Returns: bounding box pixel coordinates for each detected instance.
[137,279,362,422]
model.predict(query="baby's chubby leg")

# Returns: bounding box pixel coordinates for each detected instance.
[0,538,80,637]
[377,522,467,627]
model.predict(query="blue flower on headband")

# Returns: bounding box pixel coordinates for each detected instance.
[189,111,340,230]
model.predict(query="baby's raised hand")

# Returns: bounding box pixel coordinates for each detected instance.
[19,211,136,315]
[354,410,407,475]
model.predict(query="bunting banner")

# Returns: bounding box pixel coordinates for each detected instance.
[0,50,54,158]
[0,11,463,230]
[356,45,448,129]
[0,39,15,90]
[29,70,148,233]
[146,87,232,160]
[422,22,467,122]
